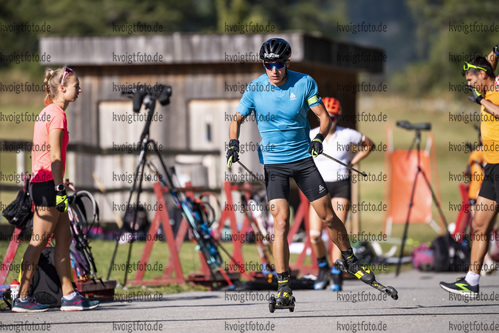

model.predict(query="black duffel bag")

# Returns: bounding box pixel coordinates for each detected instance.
[2,187,33,229]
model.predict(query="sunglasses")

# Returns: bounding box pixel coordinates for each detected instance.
[330,115,337,122]
[61,67,74,85]
[463,62,487,72]
[263,61,286,71]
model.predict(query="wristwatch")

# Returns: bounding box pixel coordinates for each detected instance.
[55,184,65,192]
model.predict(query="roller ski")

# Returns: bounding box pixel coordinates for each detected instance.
[335,254,398,300]
[268,272,296,313]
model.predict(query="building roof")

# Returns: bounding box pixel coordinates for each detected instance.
[40,32,384,73]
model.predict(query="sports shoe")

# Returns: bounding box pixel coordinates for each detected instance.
[276,272,293,306]
[314,265,330,290]
[60,291,99,311]
[12,297,50,313]
[337,255,375,284]
[276,283,293,306]
[440,277,479,296]
[330,265,343,291]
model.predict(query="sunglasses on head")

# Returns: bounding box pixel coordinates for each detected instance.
[463,62,487,72]
[61,67,74,85]
[263,61,286,71]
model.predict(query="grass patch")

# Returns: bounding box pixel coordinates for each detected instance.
[356,94,476,248]
[0,239,274,286]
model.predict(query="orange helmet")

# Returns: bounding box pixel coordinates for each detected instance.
[322,97,342,114]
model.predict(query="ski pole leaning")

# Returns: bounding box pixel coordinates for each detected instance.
[321,152,367,177]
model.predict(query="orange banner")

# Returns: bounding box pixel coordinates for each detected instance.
[388,150,432,224]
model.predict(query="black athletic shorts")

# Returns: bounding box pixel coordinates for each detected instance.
[264,157,329,202]
[478,164,499,203]
[30,180,57,207]
[325,178,351,200]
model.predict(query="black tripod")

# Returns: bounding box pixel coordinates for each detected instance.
[395,121,448,276]
[106,84,172,284]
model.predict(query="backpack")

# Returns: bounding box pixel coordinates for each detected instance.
[411,243,434,271]
[431,234,470,272]
[28,247,63,307]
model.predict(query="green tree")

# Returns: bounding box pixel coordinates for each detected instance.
[215,0,347,39]
[397,0,499,96]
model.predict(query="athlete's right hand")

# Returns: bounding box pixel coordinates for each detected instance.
[56,189,68,212]
[226,139,240,168]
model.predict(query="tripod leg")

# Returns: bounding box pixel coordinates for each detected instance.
[107,145,148,283]
[396,170,421,276]
[123,149,149,285]
[418,169,449,229]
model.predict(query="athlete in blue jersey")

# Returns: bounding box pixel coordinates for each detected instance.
[227,38,375,308]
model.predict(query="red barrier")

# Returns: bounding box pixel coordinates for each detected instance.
[128,181,230,286]
[287,190,318,275]
[452,183,472,241]
[0,227,23,285]
[127,181,186,286]
[217,181,319,276]
[216,181,255,275]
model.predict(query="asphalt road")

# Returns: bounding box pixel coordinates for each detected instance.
[1,271,498,333]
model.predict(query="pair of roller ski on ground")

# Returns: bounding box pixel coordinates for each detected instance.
[268,254,398,313]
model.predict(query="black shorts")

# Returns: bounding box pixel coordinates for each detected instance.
[325,178,351,200]
[30,180,57,207]
[478,164,499,203]
[264,157,329,202]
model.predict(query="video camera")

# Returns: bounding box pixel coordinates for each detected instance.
[121,84,172,112]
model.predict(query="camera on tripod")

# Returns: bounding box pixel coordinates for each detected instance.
[396,121,431,131]
[121,84,172,112]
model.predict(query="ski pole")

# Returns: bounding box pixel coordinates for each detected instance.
[236,161,265,186]
[321,153,367,177]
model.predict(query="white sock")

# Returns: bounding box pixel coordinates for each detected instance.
[465,271,480,286]
[63,291,78,300]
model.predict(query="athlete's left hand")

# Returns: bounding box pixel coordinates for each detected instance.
[308,133,324,157]
[465,85,483,104]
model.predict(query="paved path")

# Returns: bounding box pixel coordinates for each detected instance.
[1,271,498,333]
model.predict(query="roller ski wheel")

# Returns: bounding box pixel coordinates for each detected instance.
[335,259,398,300]
[268,295,296,313]
[371,282,398,300]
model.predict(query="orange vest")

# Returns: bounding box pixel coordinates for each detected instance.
[480,89,499,163]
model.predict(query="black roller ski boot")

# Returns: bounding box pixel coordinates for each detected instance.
[269,271,296,313]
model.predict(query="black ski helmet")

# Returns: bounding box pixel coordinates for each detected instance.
[259,38,292,62]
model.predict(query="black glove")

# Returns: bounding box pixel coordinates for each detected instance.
[226,139,240,168]
[308,133,324,157]
[55,189,68,213]
[493,43,499,56]
[465,85,483,104]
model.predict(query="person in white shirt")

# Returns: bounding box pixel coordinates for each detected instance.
[309,97,375,291]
